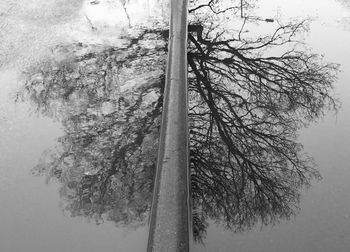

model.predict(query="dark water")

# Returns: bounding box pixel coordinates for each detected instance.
[1,0,350,252]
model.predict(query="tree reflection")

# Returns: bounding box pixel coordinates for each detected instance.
[20,37,166,227]
[20,2,338,242]
[187,1,338,240]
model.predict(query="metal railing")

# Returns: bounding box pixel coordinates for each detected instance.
[147,1,191,251]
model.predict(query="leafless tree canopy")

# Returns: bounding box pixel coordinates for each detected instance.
[19,0,339,241]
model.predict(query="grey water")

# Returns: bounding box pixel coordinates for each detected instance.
[192,0,350,251]
[1,0,350,252]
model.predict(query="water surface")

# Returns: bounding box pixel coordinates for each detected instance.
[192,0,350,251]
[1,0,350,252]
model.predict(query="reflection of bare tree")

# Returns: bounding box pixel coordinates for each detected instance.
[186,2,338,239]
[21,5,338,241]
[20,34,166,227]
[187,20,338,238]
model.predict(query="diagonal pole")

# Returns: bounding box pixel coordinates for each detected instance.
[147,0,190,251]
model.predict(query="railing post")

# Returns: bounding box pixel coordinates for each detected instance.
[147,0,190,251]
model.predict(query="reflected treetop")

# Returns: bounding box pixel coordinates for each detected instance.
[18,0,339,242]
